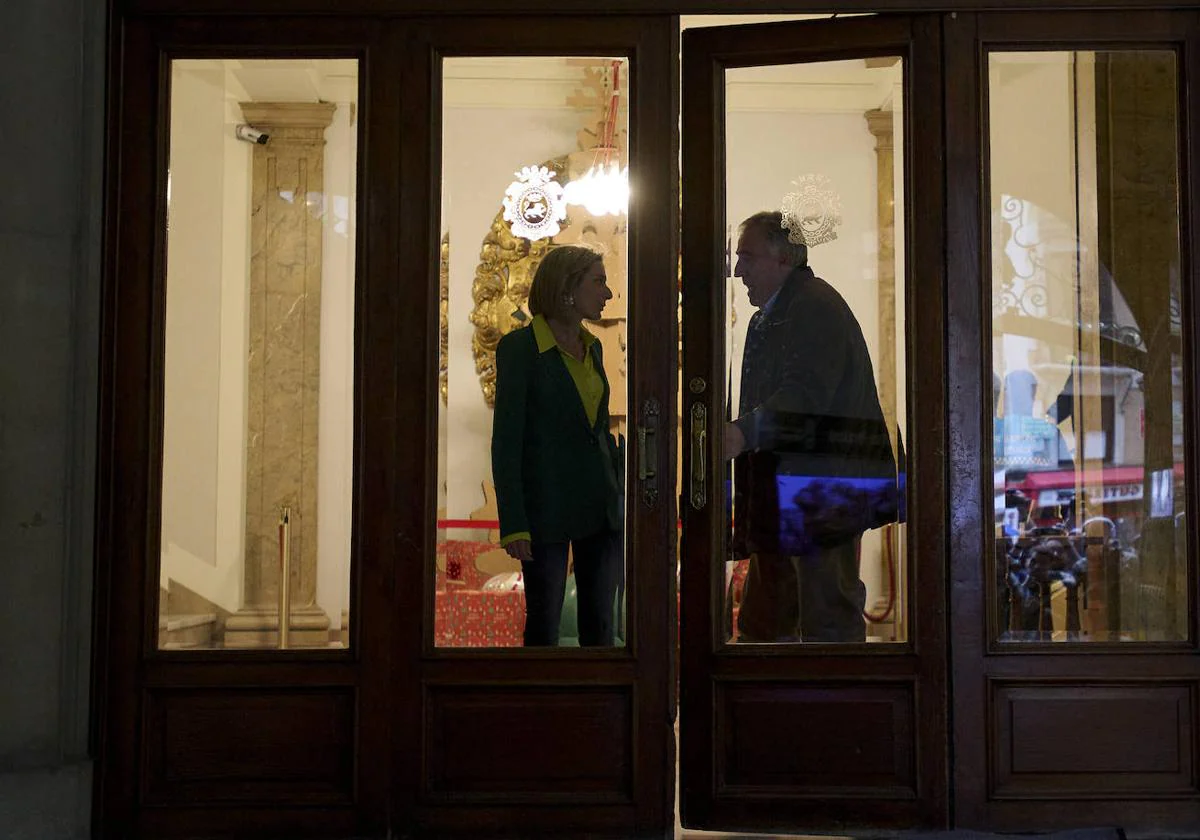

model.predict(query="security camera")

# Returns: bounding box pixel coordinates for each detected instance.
[236,124,270,145]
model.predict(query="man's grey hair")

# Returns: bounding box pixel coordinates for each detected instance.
[739,210,808,268]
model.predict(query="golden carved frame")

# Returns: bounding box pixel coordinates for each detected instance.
[468,155,566,408]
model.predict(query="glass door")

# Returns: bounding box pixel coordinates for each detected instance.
[97,12,681,839]
[94,15,395,839]
[679,14,949,831]
[946,11,1200,833]
[391,16,678,837]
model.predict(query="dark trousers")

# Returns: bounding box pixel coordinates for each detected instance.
[737,538,866,643]
[522,529,620,647]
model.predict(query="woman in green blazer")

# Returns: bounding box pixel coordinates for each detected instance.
[491,245,624,646]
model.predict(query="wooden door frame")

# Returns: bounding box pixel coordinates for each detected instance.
[94,3,1200,838]
[93,14,399,838]
[94,10,680,840]
[391,15,679,837]
[678,13,948,832]
[945,10,1200,832]
[114,0,1200,19]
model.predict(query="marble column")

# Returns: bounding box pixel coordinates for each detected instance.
[865,107,902,640]
[865,108,897,444]
[225,101,336,648]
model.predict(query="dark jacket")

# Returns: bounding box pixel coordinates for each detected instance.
[491,324,622,544]
[733,266,900,556]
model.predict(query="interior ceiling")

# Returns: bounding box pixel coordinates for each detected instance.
[679,12,853,26]
[175,17,900,115]
[174,58,359,104]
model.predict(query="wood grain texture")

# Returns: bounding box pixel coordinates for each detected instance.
[992,682,1196,797]
[142,688,355,804]
[716,682,916,796]
[424,685,633,801]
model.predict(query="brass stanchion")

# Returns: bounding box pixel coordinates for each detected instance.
[278,506,292,650]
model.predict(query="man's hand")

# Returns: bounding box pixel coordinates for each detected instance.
[724,422,746,460]
[504,539,533,563]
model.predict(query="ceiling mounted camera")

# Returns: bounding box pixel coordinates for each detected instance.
[235,124,270,145]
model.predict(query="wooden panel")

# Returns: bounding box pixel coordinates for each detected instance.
[424,686,633,802]
[992,682,1197,797]
[679,13,947,832]
[716,682,916,797]
[138,807,358,840]
[123,0,1200,18]
[143,688,355,805]
[95,14,392,838]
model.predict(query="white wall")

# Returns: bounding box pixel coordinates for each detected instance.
[440,94,583,523]
[216,76,253,606]
[161,64,228,584]
[724,67,902,608]
[724,108,883,419]
[317,99,358,628]
[160,62,253,613]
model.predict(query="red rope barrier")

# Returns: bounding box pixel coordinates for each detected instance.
[438,519,499,529]
[862,524,897,623]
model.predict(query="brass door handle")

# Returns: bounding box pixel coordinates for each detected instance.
[690,401,707,510]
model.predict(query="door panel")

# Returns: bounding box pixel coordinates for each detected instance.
[95,15,396,838]
[396,16,678,837]
[946,10,1200,832]
[97,7,1200,838]
[432,53,632,651]
[157,56,359,652]
[986,45,1186,647]
[680,15,948,831]
[718,56,908,649]
[100,12,678,839]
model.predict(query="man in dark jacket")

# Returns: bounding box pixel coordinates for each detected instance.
[725,211,899,643]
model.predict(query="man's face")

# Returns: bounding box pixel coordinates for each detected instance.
[734,226,790,309]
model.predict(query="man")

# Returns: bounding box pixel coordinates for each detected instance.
[725,211,898,643]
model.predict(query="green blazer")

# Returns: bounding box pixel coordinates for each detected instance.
[491,323,622,545]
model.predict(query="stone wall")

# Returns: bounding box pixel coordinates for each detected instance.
[0,0,104,837]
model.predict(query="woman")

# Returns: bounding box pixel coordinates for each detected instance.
[491,244,624,647]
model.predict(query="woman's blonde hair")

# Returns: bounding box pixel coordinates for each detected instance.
[527,244,604,319]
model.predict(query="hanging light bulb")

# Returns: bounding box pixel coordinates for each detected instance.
[564,160,629,217]
[564,60,629,217]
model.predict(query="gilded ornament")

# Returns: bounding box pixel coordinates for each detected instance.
[469,156,567,407]
[439,233,449,404]
[468,62,628,407]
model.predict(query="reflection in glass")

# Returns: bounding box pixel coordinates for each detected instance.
[721,58,908,645]
[158,59,359,649]
[989,51,1187,642]
[435,57,629,648]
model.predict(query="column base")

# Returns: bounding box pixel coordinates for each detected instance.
[223,604,332,649]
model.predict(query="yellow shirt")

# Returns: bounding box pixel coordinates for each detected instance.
[531,314,603,427]
[501,315,605,548]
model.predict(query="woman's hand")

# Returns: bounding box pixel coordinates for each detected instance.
[504,539,533,563]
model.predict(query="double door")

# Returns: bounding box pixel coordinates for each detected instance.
[95,8,1200,838]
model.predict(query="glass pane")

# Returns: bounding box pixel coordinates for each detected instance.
[158,59,359,650]
[988,50,1187,643]
[436,57,630,648]
[721,57,908,645]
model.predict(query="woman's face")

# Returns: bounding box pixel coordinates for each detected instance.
[570,260,613,321]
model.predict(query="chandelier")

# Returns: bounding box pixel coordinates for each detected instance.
[563,60,628,217]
